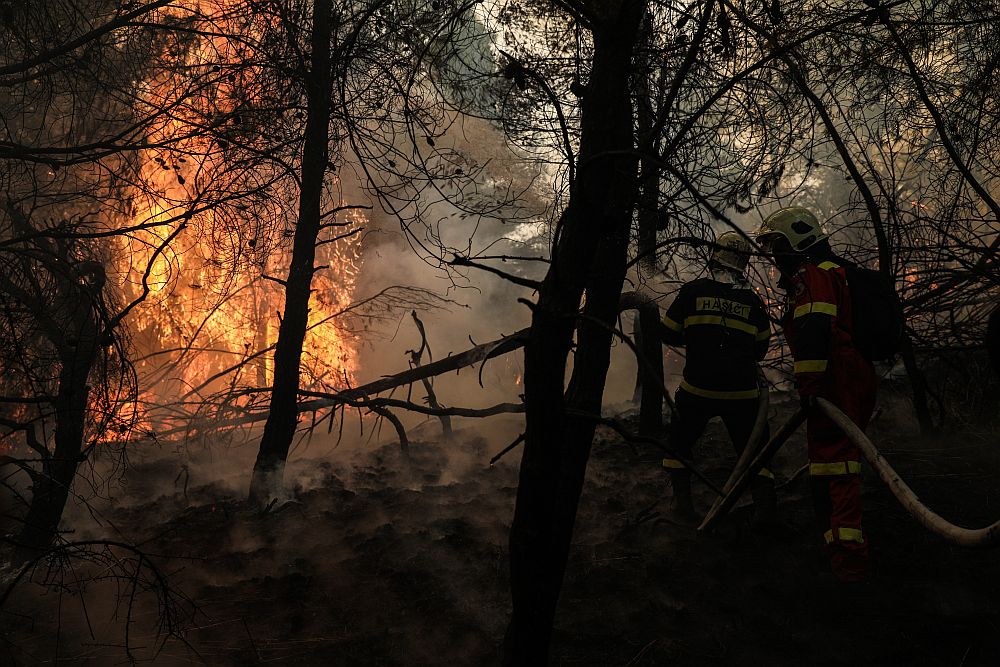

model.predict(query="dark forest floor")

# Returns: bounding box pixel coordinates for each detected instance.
[4,396,1000,666]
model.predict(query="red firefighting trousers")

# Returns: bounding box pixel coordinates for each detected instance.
[808,348,876,582]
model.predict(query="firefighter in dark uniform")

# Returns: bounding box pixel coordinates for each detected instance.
[756,207,876,582]
[659,231,775,524]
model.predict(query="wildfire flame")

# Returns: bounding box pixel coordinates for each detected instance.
[108,1,362,435]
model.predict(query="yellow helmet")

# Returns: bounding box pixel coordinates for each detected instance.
[711,231,751,272]
[756,207,827,252]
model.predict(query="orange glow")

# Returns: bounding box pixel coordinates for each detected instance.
[109,1,361,435]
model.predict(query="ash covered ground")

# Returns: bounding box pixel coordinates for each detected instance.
[4,399,1000,666]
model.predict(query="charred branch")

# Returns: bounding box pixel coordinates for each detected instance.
[449,255,542,290]
[407,310,452,437]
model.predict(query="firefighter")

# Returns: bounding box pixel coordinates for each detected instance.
[755,206,876,582]
[659,231,775,525]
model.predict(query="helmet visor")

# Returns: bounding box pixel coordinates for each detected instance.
[756,233,780,253]
[756,233,792,255]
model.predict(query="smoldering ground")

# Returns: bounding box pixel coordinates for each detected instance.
[7,390,1000,665]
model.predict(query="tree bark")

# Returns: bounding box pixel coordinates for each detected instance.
[620,292,664,436]
[15,274,102,563]
[16,352,95,562]
[249,0,333,504]
[634,10,661,277]
[898,334,934,433]
[504,3,645,662]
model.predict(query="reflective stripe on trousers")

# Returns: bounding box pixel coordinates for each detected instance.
[809,460,861,476]
[824,526,864,544]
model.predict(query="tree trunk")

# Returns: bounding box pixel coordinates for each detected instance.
[620,292,664,437]
[504,3,645,662]
[256,289,270,388]
[899,334,934,433]
[249,0,332,504]
[16,318,99,562]
[634,11,661,277]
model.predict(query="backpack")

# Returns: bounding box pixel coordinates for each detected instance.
[843,264,905,362]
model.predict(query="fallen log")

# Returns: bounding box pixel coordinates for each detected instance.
[298,327,529,412]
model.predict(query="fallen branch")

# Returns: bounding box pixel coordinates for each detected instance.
[370,406,408,452]
[298,327,530,412]
[407,310,451,437]
[449,256,542,290]
[299,393,525,418]
[147,328,531,439]
[490,433,525,465]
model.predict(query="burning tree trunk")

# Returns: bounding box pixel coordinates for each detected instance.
[504,2,645,662]
[248,0,333,504]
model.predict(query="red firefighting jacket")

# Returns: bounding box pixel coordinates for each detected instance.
[781,258,862,397]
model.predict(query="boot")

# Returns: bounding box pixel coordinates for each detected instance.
[668,472,697,525]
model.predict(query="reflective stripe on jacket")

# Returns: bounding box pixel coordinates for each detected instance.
[781,259,856,397]
[660,277,771,398]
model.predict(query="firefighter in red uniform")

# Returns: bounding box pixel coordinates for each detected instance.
[658,231,775,525]
[756,207,876,582]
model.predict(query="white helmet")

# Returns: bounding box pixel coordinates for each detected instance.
[711,231,751,272]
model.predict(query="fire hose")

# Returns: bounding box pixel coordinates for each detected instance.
[698,380,771,530]
[815,397,1000,548]
[698,396,1000,547]
[698,404,807,531]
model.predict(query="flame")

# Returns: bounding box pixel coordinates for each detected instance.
[109,1,361,435]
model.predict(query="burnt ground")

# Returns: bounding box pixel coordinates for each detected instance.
[4,397,1000,666]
